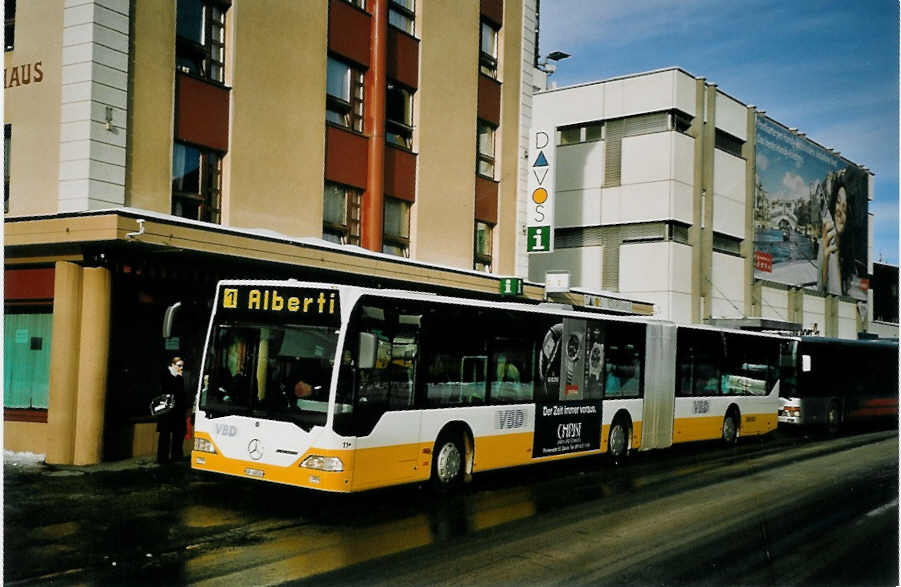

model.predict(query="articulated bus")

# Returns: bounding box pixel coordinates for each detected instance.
[191,281,789,493]
[778,337,898,432]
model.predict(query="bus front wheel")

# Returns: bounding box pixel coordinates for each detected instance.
[431,433,464,491]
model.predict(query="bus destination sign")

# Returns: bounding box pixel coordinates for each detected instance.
[217,285,340,324]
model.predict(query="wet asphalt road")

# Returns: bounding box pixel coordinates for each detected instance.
[4,427,898,586]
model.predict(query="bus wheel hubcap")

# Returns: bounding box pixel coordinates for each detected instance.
[610,426,626,456]
[724,418,736,441]
[437,442,461,483]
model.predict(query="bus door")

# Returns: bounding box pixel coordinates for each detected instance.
[348,302,423,487]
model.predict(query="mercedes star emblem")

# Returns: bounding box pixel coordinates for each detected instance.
[247,438,263,461]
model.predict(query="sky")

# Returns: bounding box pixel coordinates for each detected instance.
[537,0,899,265]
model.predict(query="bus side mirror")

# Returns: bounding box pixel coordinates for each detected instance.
[358,332,377,369]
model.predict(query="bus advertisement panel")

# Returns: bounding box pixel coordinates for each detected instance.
[754,115,870,300]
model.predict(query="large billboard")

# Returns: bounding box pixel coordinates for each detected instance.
[753,116,869,300]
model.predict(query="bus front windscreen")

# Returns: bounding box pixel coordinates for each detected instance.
[199,323,339,430]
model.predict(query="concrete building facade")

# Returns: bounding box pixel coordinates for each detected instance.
[527,68,879,341]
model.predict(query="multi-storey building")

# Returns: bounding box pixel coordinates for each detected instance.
[3,0,562,463]
[528,67,878,340]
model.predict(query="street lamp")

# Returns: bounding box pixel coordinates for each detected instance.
[537,50,571,90]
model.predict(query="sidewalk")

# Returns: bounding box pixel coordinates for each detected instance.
[4,450,187,480]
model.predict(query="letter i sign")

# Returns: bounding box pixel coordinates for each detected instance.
[527,226,550,252]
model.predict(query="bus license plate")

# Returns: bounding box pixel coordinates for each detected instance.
[244,467,264,478]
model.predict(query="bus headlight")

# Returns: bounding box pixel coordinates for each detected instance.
[194,438,216,454]
[300,455,344,472]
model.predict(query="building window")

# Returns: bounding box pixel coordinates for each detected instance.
[557,122,603,145]
[388,0,414,35]
[671,110,692,133]
[4,311,52,410]
[4,124,10,213]
[474,221,493,272]
[386,81,414,149]
[172,141,221,223]
[4,0,14,52]
[713,232,742,256]
[477,120,496,179]
[715,129,744,158]
[326,56,365,132]
[176,0,226,83]
[323,182,361,245]
[479,20,498,77]
[383,197,411,257]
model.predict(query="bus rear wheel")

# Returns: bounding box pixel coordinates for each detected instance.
[722,412,739,445]
[431,433,464,491]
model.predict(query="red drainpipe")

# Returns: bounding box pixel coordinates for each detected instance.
[361,0,386,251]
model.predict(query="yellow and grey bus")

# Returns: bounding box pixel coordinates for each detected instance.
[191,280,787,492]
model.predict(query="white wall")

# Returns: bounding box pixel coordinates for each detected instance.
[837,300,858,339]
[527,246,603,291]
[760,286,790,322]
[802,294,826,334]
[712,149,746,238]
[715,91,747,140]
[555,140,604,227]
[533,68,697,130]
[619,241,692,322]
[711,252,744,318]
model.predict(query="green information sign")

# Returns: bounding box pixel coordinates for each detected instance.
[527,226,551,253]
[499,277,524,296]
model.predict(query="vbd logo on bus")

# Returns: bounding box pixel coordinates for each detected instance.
[496,409,526,430]
[215,423,238,437]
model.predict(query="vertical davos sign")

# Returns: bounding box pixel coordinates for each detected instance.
[527,129,555,253]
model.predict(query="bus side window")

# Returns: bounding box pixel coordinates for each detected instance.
[676,329,722,397]
[489,337,535,404]
[423,307,488,407]
[603,324,643,399]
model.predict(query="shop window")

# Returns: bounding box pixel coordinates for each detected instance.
[4,312,52,410]
[326,56,365,132]
[476,119,496,179]
[176,0,227,84]
[479,20,499,77]
[715,129,744,158]
[474,221,493,272]
[4,0,14,51]
[172,141,222,223]
[388,0,415,35]
[382,197,411,257]
[386,81,414,149]
[4,124,10,213]
[323,182,361,245]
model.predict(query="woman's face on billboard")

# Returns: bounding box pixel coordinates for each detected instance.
[834,186,847,235]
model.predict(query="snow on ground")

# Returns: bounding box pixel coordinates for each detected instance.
[4,450,47,471]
